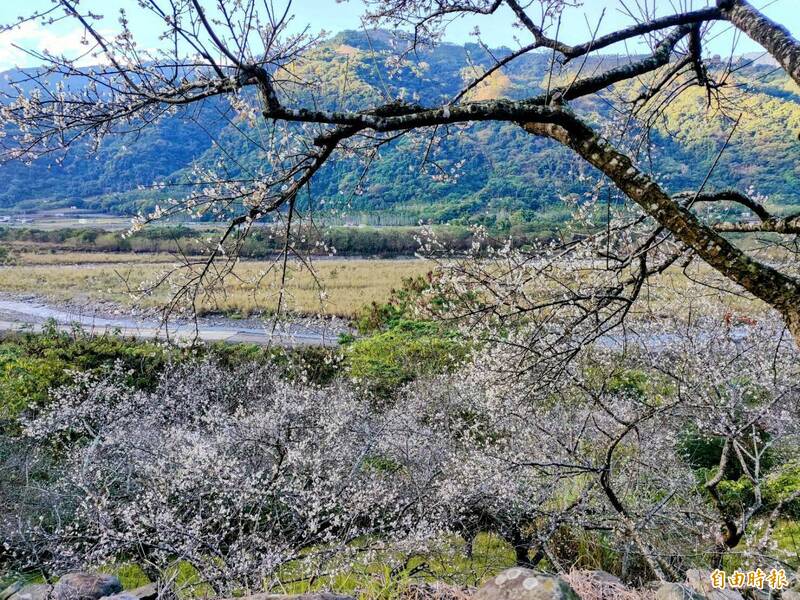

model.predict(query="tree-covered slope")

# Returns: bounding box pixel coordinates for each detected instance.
[1,30,798,225]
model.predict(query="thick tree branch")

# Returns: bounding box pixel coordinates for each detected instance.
[562,7,723,60]
[676,190,800,234]
[712,216,800,233]
[720,0,800,87]
[504,0,722,61]
[676,189,773,221]
[520,113,800,336]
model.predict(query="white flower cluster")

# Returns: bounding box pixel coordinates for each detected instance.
[7,314,797,589]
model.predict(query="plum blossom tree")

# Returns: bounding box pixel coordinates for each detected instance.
[402,314,800,579]
[0,0,799,343]
[5,316,797,588]
[12,362,442,594]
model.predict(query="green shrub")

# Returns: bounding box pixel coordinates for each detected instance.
[679,426,778,480]
[0,325,345,422]
[716,477,756,511]
[605,369,650,398]
[679,430,737,475]
[0,351,71,419]
[346,320,467,396]
[353,274,433,334]
[764,462,800,518]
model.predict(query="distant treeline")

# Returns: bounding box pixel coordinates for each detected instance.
[0,224,559,257]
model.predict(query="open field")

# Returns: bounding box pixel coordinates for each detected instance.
[0,254,431,317]
[0,248,776,322]
[8,251,181,265]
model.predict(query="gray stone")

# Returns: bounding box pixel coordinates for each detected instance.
[52,574,121,600]
[742,587,776,600]
[655,583,705,600]
[126,585,156,600]
[473,568,579,600]
[219,594,353,600]
[7,584,53,600]
[99,585,156,600]
[782,592,800,600]
[1,582,25,600]
[685,569,745,600]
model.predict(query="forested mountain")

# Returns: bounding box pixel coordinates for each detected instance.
[1,30,798,228]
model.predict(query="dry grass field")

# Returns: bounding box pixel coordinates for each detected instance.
[11,251,180,265]
[0,253,432,317]
[0,249,774,321]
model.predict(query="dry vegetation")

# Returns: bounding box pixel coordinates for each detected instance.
[10,251,181,265]
[0,254,431,317]
[0,249,773,322]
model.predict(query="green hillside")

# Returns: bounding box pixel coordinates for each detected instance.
[1,30,798,228]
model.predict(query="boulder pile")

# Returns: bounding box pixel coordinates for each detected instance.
[3,568,798,600]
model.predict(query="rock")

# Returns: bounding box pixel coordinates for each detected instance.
[219,594,353,600]
[99,584,157,600]
[742,587,777,600]
[473,568,579,600]
[685,569,746,600]
[783,592,800,600]
[655,583,705,600]
[99,584,156,600]
[125,585,156,600]
[786,579,800,596]
[1,582,24,600]
[7,584,53,600]
[52,574,122,600]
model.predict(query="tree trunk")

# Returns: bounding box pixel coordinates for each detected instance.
[513,543,532,567]
[521,115,800,346]
[785,305,800,346]
[508,529,533,567]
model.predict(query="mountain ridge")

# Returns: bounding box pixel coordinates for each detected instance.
[0,30,798,230]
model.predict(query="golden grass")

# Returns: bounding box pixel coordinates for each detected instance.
[628,265,768,318]
[0,249,775,321]
[13,251,181,265]
[0,257,432,318]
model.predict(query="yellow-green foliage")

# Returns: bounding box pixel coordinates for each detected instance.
[0,327,172,419]
[460,67,514,101]
[273,533,515,599]
[281,44,375,110]
[659,85,800,151]
[765,462,800,518]
[771,520,800,566]
[345,320,467,396]
[99,564,151,590]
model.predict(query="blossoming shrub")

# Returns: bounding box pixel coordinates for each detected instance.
[3,317,799,592]
[13,362,441,594]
